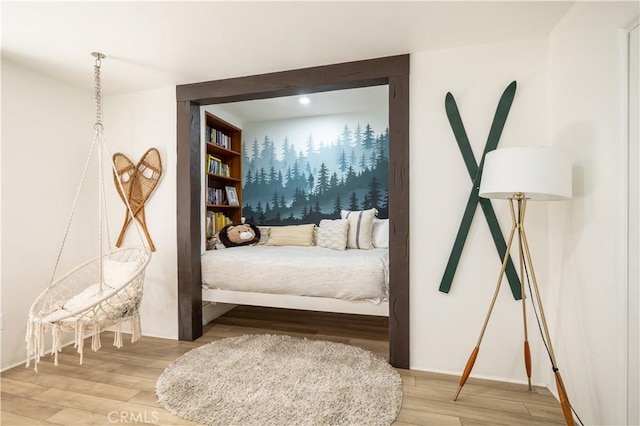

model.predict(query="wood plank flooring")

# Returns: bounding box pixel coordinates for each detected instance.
[1,306,565,425]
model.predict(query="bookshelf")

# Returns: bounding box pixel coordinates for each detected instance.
[204,112,242,243]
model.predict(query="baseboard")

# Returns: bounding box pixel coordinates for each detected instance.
[412,365,549,388]
[5,328,150,373]
[4,334,77,373]
[2,357,34,372]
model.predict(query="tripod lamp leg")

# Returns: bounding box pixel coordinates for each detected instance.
[517,198,533,390]
[454,346,479,401]
[554,370,574,426]
[524,341,532,390]
[453,221,517,401]
[520,222,574,426]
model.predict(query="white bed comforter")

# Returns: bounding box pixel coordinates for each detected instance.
[201,246,389,303]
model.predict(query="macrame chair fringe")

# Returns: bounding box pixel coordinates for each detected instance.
[91,324,102,352]
[132,314,142,343]
[75,320,85,365]
[51,324,61,366]
[113,323,123,348]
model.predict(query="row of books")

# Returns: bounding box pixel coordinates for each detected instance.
[206,126,230,149]
[206,154,230,177]
[206,187,226,205]
[206,211,231,236]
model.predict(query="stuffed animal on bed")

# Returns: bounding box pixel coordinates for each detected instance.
[218,223,261,248]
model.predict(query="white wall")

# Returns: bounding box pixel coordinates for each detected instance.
[1,60,95,369]
[627,21,640,426]
[410,37,552,385]
[548,2,639,425]
[103,87,178,339]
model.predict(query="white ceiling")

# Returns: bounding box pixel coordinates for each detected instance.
[2,1,574,122]
[2,1,574,97]
[205,85,389,122]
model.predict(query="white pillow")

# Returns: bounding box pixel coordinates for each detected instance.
[64,283,113,313]
[340,208,377,250]
[61,260,139,314]
[104,259,140,287]
[372,218,389,249]
[316,219,348,251]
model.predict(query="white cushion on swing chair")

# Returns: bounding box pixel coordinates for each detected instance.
[103,259,140,287]
[40,307,77,323]
[61,259,140,312]
[64,282,115,313]
[39,259,141,323]
[38,284,116,322]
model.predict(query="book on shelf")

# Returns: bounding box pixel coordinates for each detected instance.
[206,126,231,150]
[206,154,219,175]
[206,213,214,236]
[207,187,225,205]
[206,211,232,236]
[206,154,230,177]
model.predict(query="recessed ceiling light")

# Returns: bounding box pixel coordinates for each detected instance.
[299,97,310,105]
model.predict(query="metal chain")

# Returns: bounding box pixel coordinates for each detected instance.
[91,52,106,287]
[92,52,105,131]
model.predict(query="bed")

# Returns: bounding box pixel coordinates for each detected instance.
[201,216,390,317]
[200,244,389,317]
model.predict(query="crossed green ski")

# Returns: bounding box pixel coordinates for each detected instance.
[439,81,521,300]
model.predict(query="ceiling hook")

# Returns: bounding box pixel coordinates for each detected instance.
[91,51,106,67]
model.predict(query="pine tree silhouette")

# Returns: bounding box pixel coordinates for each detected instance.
[349,192,358,211]
[368,176,381,210]
[334,194,343,215]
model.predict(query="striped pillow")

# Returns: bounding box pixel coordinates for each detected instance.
[340,208,377,249]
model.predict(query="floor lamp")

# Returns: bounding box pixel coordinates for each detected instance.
[452,146,574,426]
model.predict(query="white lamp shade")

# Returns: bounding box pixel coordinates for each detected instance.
[479,147,572,200]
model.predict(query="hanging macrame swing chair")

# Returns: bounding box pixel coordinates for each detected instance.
[26,53,152,371]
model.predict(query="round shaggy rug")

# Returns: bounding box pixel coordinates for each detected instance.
[156,334,403,426]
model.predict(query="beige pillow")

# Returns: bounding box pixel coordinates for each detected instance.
[257,226,271,245]
[316,219,348,251]
[340,208,377,249]
[264,224,315,246]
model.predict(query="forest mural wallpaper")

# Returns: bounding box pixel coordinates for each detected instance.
[242,112,389,225]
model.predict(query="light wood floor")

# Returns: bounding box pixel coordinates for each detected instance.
[1,306,565,425]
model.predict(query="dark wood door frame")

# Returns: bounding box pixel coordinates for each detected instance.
[176,54,410,368]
